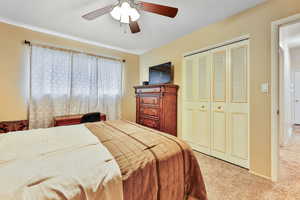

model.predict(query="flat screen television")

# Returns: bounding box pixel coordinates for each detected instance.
[149,62,173,85]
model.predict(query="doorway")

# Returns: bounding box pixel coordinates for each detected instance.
[271,13,300,182]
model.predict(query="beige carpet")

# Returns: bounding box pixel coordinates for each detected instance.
[195,132,300,200]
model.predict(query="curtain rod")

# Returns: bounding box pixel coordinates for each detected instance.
[24,40,126,63]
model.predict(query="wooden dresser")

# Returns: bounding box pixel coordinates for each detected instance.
[134,84,179,136]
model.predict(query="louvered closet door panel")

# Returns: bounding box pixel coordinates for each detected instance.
[211,103,227,159]
[229,112,248,166]
[213,111,226,151]
[227,41,249,168]
[196,106,211,153]
[231,46,248,103]
[182,53,211,154]
[182,55,197,146]
[182,103,211,154]
[197,53,211,100]
[211,48,228,160]
[183,56,196,102]
[213,50,226,102]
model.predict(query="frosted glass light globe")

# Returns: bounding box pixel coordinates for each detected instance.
[110,2,140,24]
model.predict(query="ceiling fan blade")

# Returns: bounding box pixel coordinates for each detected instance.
[82,5,114,20]
[138,2,178,18]
[129,19,141,34]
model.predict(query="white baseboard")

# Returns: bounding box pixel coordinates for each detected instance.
[249,171,272,181]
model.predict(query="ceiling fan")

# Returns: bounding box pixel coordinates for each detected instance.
[82,0,179,34]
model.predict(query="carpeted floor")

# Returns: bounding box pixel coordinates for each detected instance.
[195,131,300,200]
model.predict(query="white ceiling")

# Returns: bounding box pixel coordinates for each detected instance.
[281,22,300,49]
[0,0,265,54]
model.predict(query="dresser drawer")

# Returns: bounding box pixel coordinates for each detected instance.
[139,117,160,129]
[136,87,161,93]
[140,96,160,105]
[140,106,160,118]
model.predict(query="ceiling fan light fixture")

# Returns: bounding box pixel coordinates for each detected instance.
[110,2,140,24]
[83,0,178,34]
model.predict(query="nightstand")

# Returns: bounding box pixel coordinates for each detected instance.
[54,113,106,127]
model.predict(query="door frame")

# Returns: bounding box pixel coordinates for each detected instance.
[294,71,300,124]
[271,13,300,182]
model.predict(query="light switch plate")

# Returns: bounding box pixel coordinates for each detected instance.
[261,83,269,93]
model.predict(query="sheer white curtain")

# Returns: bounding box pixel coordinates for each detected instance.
[29,45,122,129]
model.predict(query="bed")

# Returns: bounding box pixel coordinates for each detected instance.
[0,120,207,200]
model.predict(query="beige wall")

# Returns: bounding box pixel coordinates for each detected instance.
[140,0,300,178]
[0,22,139,122]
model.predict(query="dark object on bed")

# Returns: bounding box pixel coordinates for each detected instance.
[80,112,101,124]
[0,120,29,134]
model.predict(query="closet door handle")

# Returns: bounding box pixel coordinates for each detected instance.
[214,106,223,112]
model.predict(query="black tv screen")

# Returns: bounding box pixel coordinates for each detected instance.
[149,62,172,85]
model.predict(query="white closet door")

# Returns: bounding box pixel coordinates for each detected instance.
[211,48,228,160]
[182,40,249,169]
[182,53,211,154]
[227,41,249,168]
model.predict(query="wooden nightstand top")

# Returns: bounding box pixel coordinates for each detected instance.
[54,113,106,127]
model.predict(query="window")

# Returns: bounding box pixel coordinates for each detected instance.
[29,45,122,129]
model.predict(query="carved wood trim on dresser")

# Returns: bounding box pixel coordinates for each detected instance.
[134,84,179,136]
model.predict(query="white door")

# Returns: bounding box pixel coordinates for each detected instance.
[211,47,228,160]
[295,72,300,124]
[227,41,249,168]
[182,40,249,168]
[182,52,212,154]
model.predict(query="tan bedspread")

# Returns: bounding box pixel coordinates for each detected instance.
[0,124,123,200]
[86,120,207,200]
